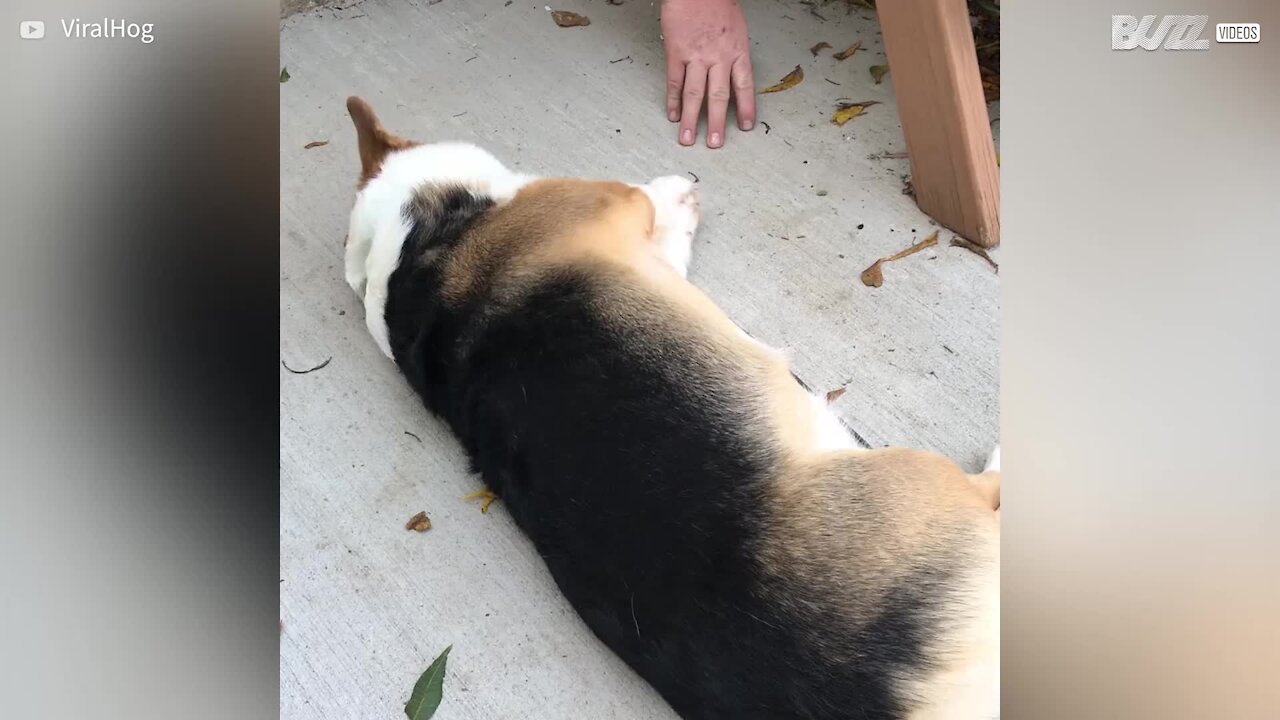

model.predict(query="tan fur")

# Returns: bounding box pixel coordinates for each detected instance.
[759,450,995,630]
[440,178,654,304]
[762,451,1000,716]
[969,470,1001,511]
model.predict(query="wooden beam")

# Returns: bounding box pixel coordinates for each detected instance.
[878,0,1000,247]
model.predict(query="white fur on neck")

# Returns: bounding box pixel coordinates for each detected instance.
[345,142,531,359]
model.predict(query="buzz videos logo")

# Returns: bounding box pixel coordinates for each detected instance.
[1113,15,1261,50]
[1112,15,1210,50]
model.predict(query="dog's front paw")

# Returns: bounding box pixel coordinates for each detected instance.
[642,175,700,276]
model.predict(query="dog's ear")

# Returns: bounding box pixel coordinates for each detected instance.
[346,96,416,185]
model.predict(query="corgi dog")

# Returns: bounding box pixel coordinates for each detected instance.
[342,96,1000,720]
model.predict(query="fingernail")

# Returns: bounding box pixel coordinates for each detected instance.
[669,111,679,122]
[709,132,722,148]
[742,120,754,131]
[680,128,694,145]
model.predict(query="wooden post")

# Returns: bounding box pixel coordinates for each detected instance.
[878,0,1000,247]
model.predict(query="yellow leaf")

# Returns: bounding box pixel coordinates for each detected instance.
[831,100,880,126]
[869,64,889,84]
[833,40,862,61]
[761,65,804,94]
[463,487,499,514]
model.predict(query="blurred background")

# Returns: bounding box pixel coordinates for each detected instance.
[1003,1,1280,717]
[1,1,279,718]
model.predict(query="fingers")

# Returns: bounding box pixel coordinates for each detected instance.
[731,56,756,131]
[665,55,684,123]
[705,64,731,149]
[678,62,707,146]
[669,56,752,147]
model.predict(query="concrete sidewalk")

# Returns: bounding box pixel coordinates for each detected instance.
[280,1,999,717]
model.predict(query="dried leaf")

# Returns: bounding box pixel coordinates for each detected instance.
[869,64,889,84]
[303,140,329,149]
[809,41,832,56]
[831,100,879,126]
[551,10,590,27]
[860,231,940,288]
[279,67,291,83]
[832,40,862,61]
[860,260,885,288]
[950,237,999,273]
[405,511,432,532]
[882,231,938,263]
[761,65,804,94]
[405,646,451,720]
[825,386,848,404]
[816,190,828,197]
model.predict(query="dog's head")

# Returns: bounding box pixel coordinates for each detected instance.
[342,98,526,358]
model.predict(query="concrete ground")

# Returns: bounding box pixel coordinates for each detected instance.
[280,1,999,717]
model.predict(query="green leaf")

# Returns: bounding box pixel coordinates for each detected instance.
[405,645,451,720]
[869,64,889,84]
[279,67,290,83]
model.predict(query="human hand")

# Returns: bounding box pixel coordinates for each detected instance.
[661,0,756,148]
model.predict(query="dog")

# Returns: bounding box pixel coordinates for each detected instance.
[342,96,1000,720]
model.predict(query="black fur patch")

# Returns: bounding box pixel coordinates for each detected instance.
[381,186,945,719]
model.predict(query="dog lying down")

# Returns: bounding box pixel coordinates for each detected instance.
[342,96,1000,720]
